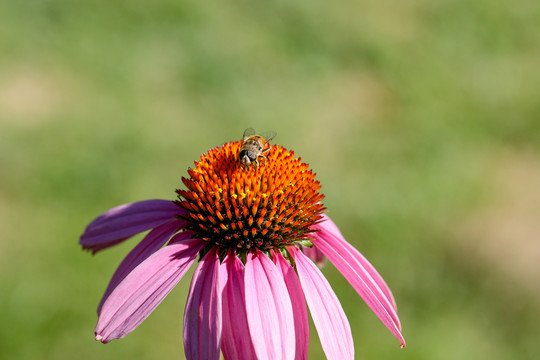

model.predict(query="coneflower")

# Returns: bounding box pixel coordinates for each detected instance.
[80,138,405,360]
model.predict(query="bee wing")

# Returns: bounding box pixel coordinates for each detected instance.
[259,130,277,142]
[243,128,256,139]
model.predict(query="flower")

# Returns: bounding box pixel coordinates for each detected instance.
[80,140,405,360]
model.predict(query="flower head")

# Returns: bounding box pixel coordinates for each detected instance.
[176,142,324,254]
[80,138,405,360]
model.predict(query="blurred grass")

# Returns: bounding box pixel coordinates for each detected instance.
[1,0,540,359]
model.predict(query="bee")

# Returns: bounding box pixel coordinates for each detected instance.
[239,128,277,166]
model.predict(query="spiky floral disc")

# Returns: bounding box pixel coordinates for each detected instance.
[175,141,325,254]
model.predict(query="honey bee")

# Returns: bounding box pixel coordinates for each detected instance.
[239,128,277,166]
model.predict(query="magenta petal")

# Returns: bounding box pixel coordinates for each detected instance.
[244,250,295,360]
[301,245,327,268]
[97,220,187,314]
[293,248,354,360]
[311,217,405,347]
[80,199,185,253]
[221,252,258,360]
[314,214,345,239]
[315,214,398,311]
[95,236,205,343]
[273,251,309,360]
[183,248,223,360]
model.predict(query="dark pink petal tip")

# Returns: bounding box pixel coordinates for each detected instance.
[80,199,185,253]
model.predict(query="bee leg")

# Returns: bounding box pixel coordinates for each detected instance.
[260,147,272,163]
[257,154,268,165]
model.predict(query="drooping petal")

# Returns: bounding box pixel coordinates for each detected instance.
[273,251,309,360]
[95,235,205,343]
[221,252,257,360]
[315,214,398,311]
[314,214,345,240]
[293,248,354,360]
[97,220,187,313]
[80,199,185,253]
[244,250,295,360]
[183,247,224,360]
[311,217,405,347]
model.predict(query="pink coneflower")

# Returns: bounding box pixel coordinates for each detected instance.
[80,140,405,359]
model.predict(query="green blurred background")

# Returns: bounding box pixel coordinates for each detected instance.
[1,0,539,359]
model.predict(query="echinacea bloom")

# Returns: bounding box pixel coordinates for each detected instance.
[80,140,405,360]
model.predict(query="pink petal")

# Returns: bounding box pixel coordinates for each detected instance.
[244,250,295,360]
[273,251,309,360]
[80,199,185,253]
[293,248,354,360]
[95,235,205,343]
[314,214,345,239]
[221,252,258,360]
[183,247,224,360]
[301,245,327,268]
[315,214,398,310]
[311,216,405,347]
[97,221,188,314]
